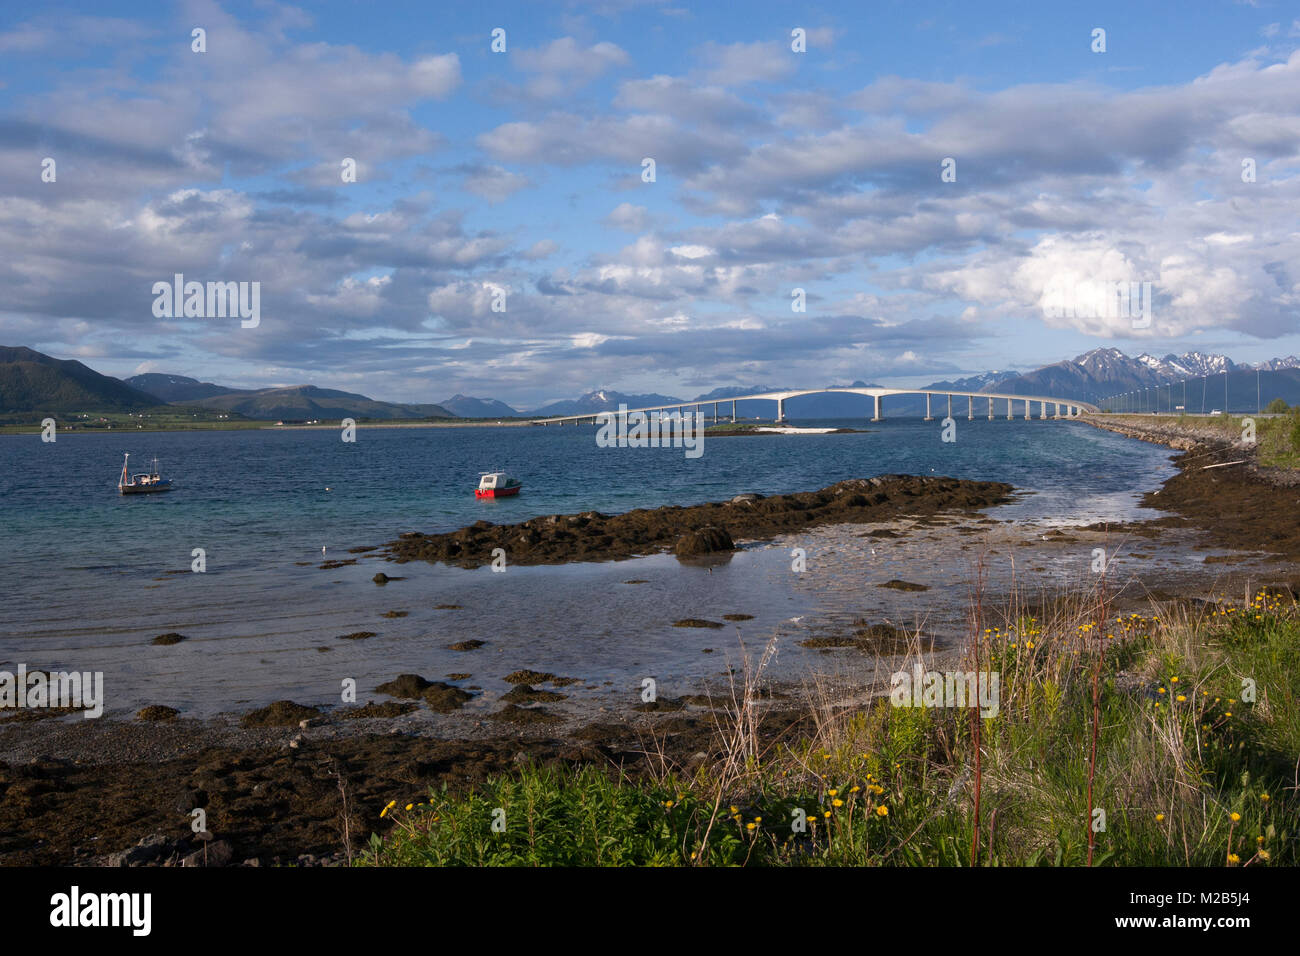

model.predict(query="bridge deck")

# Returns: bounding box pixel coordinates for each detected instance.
[530,387,1097,425]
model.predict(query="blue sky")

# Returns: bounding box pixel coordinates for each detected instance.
[1,0,1298,408]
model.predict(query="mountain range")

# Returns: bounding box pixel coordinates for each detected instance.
[4,345,1300,421]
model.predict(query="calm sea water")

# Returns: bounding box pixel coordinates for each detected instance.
[0,419,1179,719]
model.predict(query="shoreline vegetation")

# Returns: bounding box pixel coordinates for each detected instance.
[3,415,1298,866]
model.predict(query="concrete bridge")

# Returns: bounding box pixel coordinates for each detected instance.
[530,387,1098,425]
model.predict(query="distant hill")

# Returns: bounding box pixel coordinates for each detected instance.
[125,373,248,403]
[0,346,160,415]
[439,394,521,418]
[189,384,453,421]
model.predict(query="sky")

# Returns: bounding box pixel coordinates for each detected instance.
[1,0,1298,410]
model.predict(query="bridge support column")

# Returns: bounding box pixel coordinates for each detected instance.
[872,395,882,422]
[713,401,718,423]
[1039,401,1048,420]
[947,394,953,419]
[731,400,736,423]
[968,395,973,420]
[1007,398,1013,420]
[1024,400,1031,420]
[776,398,785,422]
[988,397,994,420]
[924,394,932,421]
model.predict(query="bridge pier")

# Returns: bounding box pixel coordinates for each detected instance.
[968,395,973,420]
[731,400,736,423]
[872,395,882,422]
[1039,401,1049,420]
[988,397,994,420]
[776,397,785,422]
[1007,398,1013,420]
[1024,399,1031,420]
[947,394,953,419]
[924,394,933,421]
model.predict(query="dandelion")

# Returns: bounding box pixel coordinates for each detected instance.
[832,799,844,808]
[1261,794,1270,802]
[1259,849,1271,861]
[405,803,413,811]
[875,805,889,817]
[1156,813,1165,822]
[380,800,396,819]
[1228,853,1240,864]
[746,822,756,831]
[1230,812,1241,822]
[828,788,838,797]
[1176,695,1186,702]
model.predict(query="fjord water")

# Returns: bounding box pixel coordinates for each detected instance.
[0,420,1177,719]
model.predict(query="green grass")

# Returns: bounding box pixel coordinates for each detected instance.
[1103,411,1300,470]
[360,588,1299,867]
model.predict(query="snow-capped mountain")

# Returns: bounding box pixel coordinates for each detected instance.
[1255,356,1300,371]
[1136,351,1237,379]
[528,388,686,417]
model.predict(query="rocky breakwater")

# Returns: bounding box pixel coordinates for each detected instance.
[376,475,1015,568]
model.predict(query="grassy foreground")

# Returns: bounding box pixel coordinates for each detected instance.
[360,584,1298,867]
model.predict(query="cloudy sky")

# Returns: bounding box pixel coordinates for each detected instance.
[2,0,1299,409]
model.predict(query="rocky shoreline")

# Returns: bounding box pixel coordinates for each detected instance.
[5,444,1295,867]
[1081,414,1300,561]
[377,475,1016,568]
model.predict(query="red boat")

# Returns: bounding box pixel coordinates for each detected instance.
[476,472,522,498]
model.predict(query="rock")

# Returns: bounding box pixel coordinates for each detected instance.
[104,832,173,867]
[375,674,433,698]
[151,632,186,646]
[182,839,234,868]
[674,526,735,557]
[878,579,930,592]
[239,700,322,728]
[174,789,209,813]
[372,573,390,584]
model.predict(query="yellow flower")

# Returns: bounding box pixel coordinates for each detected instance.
[828,789,838,797]
[664,800,674,808]
[1170,676,1178,683]
[1176,695,1186,702]
[832,799,844,807]
[1227,853,1240,864]
[1155,813,1165,822]
[1259,849,1271,861]
[1230,812,1241,822]
[1261,793,1270,802]
[405,803,413,811]
[875,805,889,817]
[379,799,396,819]
[746,822,755,831]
